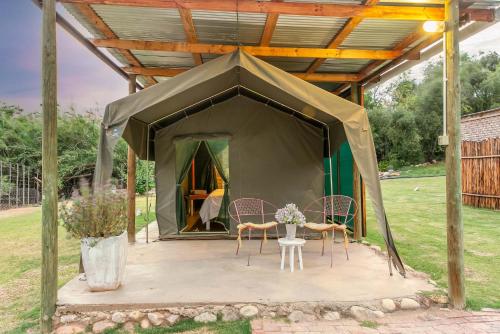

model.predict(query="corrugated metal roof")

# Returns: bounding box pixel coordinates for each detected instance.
[262,57,316,72]
[62,3,106,39]
[317,59,371,73]
[272,15,348,48]
[341,19,421,50]
[192,11,266,45]
[60,1,499,86]
[131,50,195,67]
[91,5,186,42]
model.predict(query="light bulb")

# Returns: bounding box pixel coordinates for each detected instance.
[423,21,445,33]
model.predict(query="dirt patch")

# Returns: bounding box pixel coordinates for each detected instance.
[469,249,495,257]
[0,206,40,219]
[465,267,487,282]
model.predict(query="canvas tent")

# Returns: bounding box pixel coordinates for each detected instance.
[94,50,405,276]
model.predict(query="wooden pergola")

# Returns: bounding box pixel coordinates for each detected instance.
[35,0,499,332]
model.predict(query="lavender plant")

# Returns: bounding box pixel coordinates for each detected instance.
[60,181,128,239]
[275,203,306,226]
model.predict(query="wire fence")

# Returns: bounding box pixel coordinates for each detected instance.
[0,161,41,210]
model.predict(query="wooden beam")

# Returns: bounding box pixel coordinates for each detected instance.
[260,0,282,47]
[62,0,447,20]
[93,39,402,59]
[72,3,157,85]
[463,7,497,22]
[292,72,361,82]
[306,0,379,74]
[127,74,137,243]
[260,13,279,46]
[123,66,361,82]
[62,0,497,21]
[445,0,465,309]
[177,7,203,65]
[358,30,425,80]
[361,32,441,85]
[332,83,350,95]
[40,0,58,332]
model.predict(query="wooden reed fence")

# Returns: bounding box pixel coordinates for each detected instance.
[461,138,500,210]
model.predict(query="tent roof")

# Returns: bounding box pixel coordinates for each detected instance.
[96,49,406,276]
[105,50,363,159]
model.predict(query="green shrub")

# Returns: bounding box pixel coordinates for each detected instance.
[60,182,127,239]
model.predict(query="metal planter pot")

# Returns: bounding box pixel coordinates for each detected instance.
[81,231,128,292]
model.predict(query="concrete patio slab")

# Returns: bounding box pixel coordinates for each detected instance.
[58,223,435,310]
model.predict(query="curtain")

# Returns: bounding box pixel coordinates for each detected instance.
[175,140,201,232]
[196,142,217,192]
[205,139,230,229]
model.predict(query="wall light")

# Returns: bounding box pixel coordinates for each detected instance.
[423,21,446,33]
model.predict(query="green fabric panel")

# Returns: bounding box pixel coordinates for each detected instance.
[205,139,230,229]
[324,141,355,229]
[175,140,201,232]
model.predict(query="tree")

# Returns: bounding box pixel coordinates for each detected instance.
[0,103,129,196]
[365,51,500,168]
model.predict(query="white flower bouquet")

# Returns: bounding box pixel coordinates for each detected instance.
[275,203,306,226]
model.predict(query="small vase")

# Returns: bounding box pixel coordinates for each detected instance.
[285,224,297,240]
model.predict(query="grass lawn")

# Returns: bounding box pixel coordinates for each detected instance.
[397,161,446,178]
[0,196,156,333]
[366,176,500,309]
[0,177,498,332]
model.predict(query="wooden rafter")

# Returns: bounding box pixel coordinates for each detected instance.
[72,3,157,85]
[332,83,350,95]
[260,0,281,46]
[260,13,279,46]
[361,32,442,85]
[358,30,428,81]
[123,66,361,82]
[306,0,379,74]
[177,6,203,65]
[93,39,402,59]
[60,0,496,22]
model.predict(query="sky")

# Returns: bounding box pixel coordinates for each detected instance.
[0,2,499,115]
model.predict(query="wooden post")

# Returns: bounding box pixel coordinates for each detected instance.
[8,164,12,207]
[40,0,58,332]
[23,164,26,206]
[445,0,465,309]
[351,83,363,240]
[16,164,19,207]
[127,74,137,243]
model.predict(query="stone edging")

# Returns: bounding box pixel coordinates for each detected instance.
[53,295,446,333]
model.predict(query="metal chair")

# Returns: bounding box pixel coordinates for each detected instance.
[302,195,357,267]
[229,198,280,266]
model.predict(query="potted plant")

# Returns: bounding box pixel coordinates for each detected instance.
[60,182,128,291]
[275,203,306,240]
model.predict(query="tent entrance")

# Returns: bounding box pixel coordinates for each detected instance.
[175,138,230,234]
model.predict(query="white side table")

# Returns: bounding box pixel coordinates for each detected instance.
[278,238,306,272]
